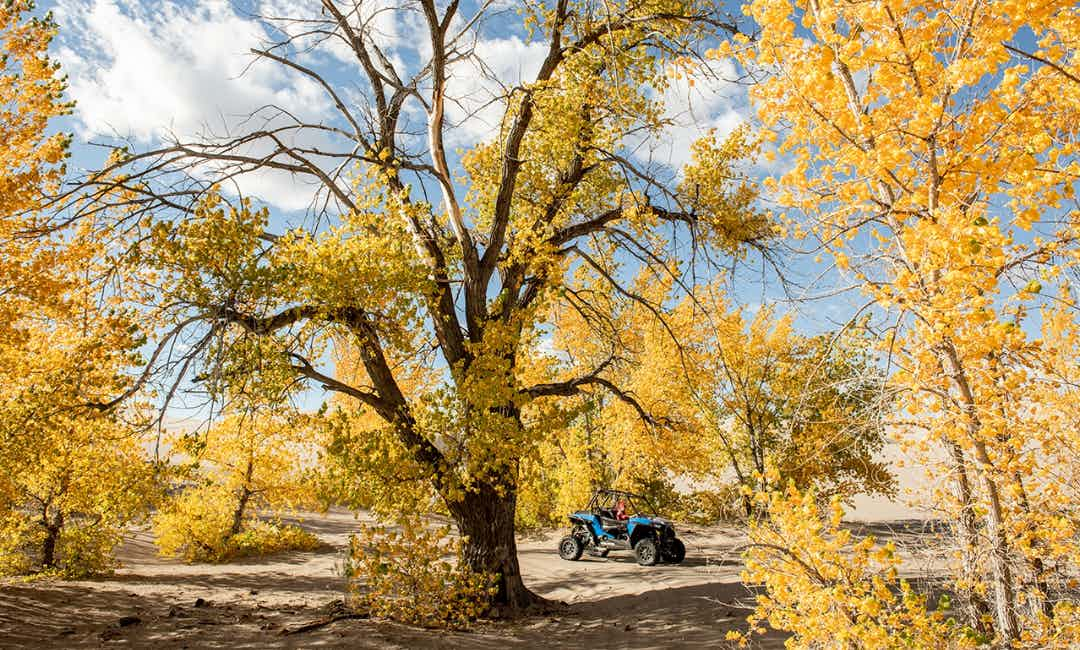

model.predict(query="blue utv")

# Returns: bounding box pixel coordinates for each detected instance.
[557,488,686,566]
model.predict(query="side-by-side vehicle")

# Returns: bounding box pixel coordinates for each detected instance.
[557,489,686,566]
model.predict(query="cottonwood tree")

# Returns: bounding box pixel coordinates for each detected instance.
[67,0,763,610]
[724,0,1080,642]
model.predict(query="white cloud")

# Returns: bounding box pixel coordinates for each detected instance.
[54,2,764,209]
[441,36,549,148]
[629,58,751,173]
[55,0,336,211]
[57,0,307,140]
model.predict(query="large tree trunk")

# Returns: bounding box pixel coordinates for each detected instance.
[447,482,547,615]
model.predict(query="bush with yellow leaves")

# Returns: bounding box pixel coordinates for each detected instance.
[734,484,981,649]
[0,419,157,579]
[152,406,322,563]
[153,484,319,563]
[345,515,496,629]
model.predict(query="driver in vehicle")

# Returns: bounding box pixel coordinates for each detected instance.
[613,498,630,521]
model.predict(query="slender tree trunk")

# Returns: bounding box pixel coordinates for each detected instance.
[972,442,1020,641]
[41,511,64,570]
[230,452,255,537]
[447,481,547,614]
[988,354,1054,622]
[947,441,993,630]
[1010,469,1054,621]
[230,487,252,537]
[941,344,1019,642]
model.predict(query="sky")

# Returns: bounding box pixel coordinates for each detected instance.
[49,0,754,204]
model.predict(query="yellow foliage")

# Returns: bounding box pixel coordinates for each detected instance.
[517,424,602,529]
[0,1,157,579]
[727,0,1080,641]
[0,0,71,224]
[739,484,979,649]
[153,484,237,562]
[345,515,497,629]
[529,273,892,522]
[153,486,319,563]
[153,409,321,563]
[0,416,156,577]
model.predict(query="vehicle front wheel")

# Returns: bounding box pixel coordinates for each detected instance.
[559,535,584,561]
[634,538,659,566]
[663,538,686,564]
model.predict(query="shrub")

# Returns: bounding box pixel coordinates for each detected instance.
[677,486,747,524]
[0,514,39,576]
[0,511,132,579]
[51,524,126,578]
[0,438,155,579]
[733,484,979,649]
[153,485,235,562]
[153,485,319,563]
[226,520,321,558]
[345,515,496,629]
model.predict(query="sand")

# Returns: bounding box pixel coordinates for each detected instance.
[0,509,942,649]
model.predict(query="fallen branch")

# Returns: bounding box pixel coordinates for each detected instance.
[278,613,368,636]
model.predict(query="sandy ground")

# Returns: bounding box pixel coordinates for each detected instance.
[0,510,942,649]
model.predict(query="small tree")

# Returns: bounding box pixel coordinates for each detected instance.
[533,274,892,520]
[0,3,153,577]
[154,407,321,562]
[736,484,980,649]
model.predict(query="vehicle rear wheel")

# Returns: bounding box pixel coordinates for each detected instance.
[559,535,584,561]
[663,538,686,564]
[634,538,659,566]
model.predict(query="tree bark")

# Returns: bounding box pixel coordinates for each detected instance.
[41,511,63,570]
[230,451,255,537]
[972,442,1021,641]
[947,441,994,631]
[447,482,547,614]
[230,487,252,537]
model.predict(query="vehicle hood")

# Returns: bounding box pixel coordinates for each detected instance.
[630,515,673,528]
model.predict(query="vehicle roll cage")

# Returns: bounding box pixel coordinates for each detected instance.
[585,488,658,516]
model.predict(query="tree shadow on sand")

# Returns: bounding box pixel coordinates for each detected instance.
[316,582,788,649]
[0,580,348,649]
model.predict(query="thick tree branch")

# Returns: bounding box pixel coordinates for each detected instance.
[525,372,658,426]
